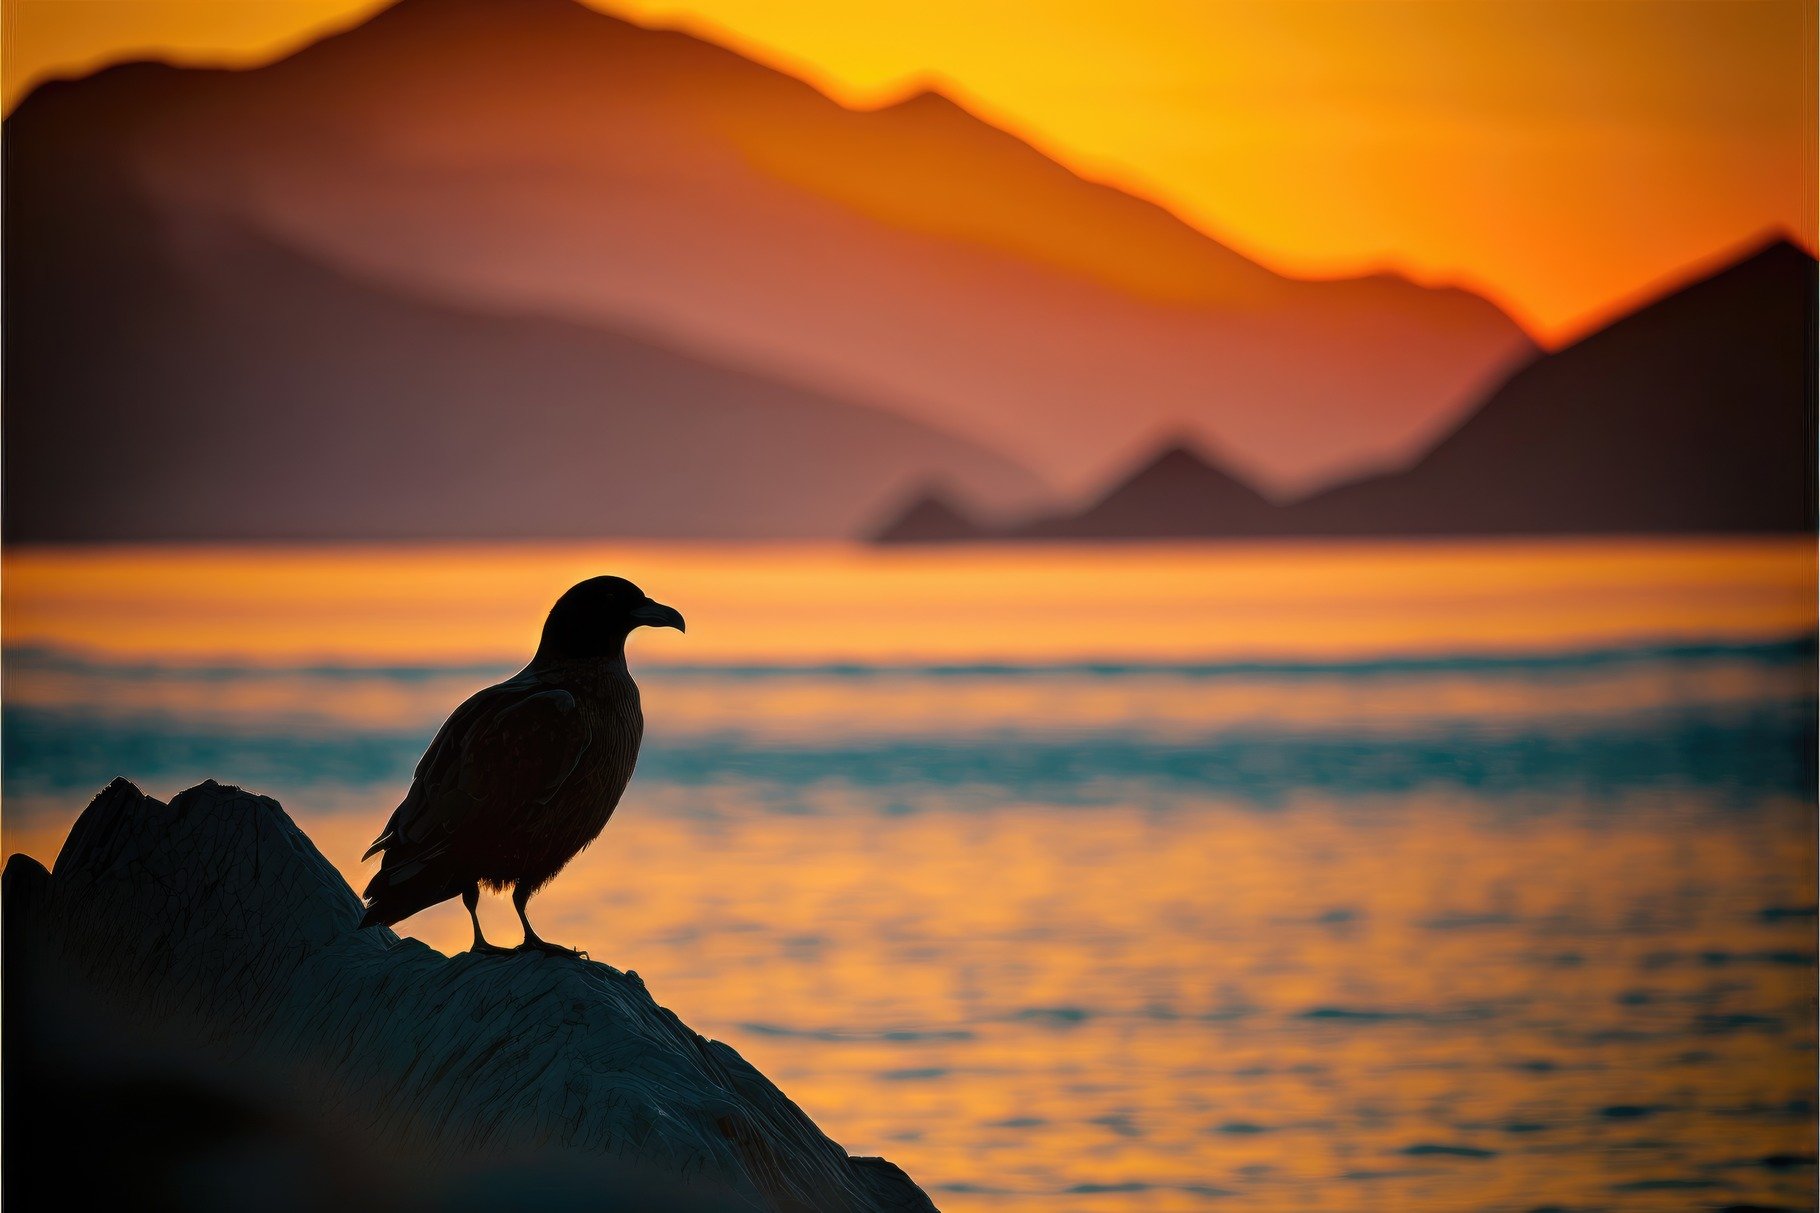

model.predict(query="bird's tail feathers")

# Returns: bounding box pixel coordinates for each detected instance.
[359,853,460,930]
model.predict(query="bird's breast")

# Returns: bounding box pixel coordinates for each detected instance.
[566,673,645,817]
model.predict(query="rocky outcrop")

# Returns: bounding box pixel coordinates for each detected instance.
[3,779,936,1212]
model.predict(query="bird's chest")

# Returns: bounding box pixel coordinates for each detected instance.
[560,672,644,822]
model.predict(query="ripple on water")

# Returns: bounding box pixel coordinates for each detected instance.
[1009,1006,1095,1026]
[1600,1104,1664,1120]
[4,621,1814,1213]
[1400,1143,1498,1158]
[735,1022,973,1043]
[1610,1177,1724,1191]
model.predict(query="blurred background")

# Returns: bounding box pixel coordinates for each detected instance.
[3,2,1816,1210]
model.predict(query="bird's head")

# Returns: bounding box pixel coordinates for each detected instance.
[535,576,685,663]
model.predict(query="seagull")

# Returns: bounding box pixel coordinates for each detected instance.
[359,576,684,956]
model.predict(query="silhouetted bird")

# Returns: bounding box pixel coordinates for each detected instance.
[360,577,685,955]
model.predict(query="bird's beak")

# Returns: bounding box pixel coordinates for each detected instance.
[630,599,686,633]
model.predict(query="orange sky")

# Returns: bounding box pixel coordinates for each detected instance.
[2,0,1813,341]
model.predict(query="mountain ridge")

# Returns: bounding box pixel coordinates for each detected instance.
[4,0,1536,500]
[877,237,1816,542]
[2,82,1047,542]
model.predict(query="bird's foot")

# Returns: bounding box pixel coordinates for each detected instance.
[467,941,515,957]
[517,938,588,960]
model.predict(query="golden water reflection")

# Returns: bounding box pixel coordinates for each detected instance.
[6,789,1812,1212]
[3,539,1814,1210]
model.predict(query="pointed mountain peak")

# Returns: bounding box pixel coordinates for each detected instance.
[385,0,592,16]
[368,0,621,38]
[1127,438,1234,482]
[1699,229,1817,285]
[1089,435,1276,509]
[1739,229,1817,268]
[865,85,984,132]
[1007,437,1277,540]
[872,484,989,544]
[1580,228,1820,350]
[879,85,966,113]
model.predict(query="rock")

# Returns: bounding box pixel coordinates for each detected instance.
[4,779,936,1212]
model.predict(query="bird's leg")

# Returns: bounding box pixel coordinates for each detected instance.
[464,884,513,956]
[513,883,587,959]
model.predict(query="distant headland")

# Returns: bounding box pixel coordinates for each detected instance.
[877,238,1817,543]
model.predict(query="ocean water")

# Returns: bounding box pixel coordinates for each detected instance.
[3,541,1816,1211]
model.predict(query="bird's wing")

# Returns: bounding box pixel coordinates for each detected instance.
[456,686,593,806]
[363,680,592,873]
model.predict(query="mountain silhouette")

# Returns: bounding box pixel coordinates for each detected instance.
[7,0,1533,505]
[875,441,1278,541]
[3,70,1043,542]
[1015,443,1278,540]
[867,487,990,543]
[889,238,1816,540]
[1285,237,1816,534]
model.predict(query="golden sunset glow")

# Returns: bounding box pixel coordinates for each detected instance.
[4,0,1813,341]
[4,540,1814,666]
[4,3,1814,1208]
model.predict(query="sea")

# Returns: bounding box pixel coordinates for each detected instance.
[4,539,1815,1212]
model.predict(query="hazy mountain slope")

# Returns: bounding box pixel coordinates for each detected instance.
[902,238,1815,540]
[3,73,1044,542]
[28,0,1534,497]
[1288,237,1815,534]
